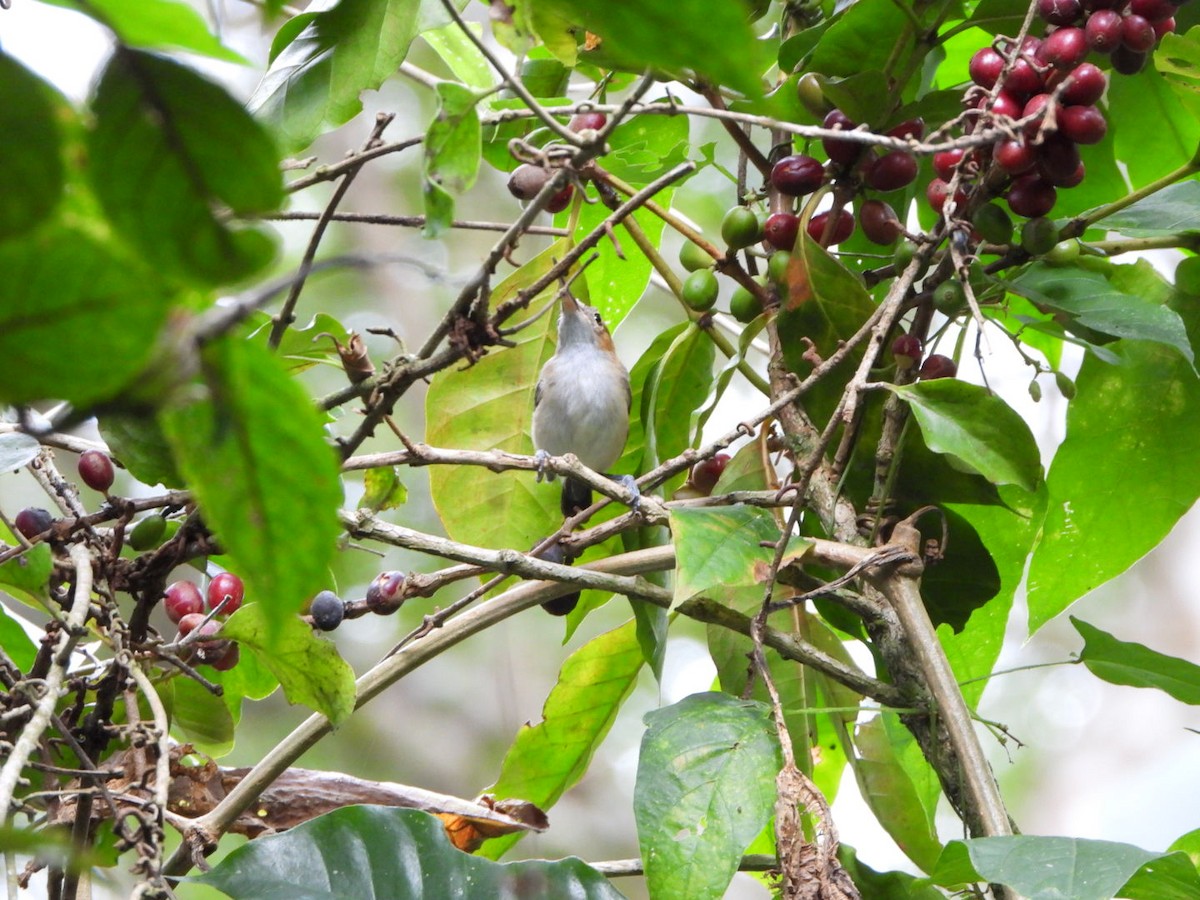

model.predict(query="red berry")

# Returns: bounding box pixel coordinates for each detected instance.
[1086,10,1124,51]
[1038,0,1083,24]
[806,209,854,245]
[165,581,205,624]
[1038,27,1089,68]
[1122,14,1157,51]
[366,571,405,614]
[865,150,918,191]
[969,47,1006,88]
[764,212,801,250]
[1021,94,1056,136]
[934,149,968,180]
[1131,0,1176,18]
[919,354,958,380]
[1057,160,1086,188]
[176,612,206,637]
[891,333,924,369]
[1111,45,1149,74]
[982,92,1023,119]
[690,453,730,495]
[1007,175,1058,217]
[1038,134,1083,184]
[925,178,966,215]
[1062,63,1107,105]
[14,507,53,540]
[507,163,549,200]
[1005,58,1045,98]
[545,183,574,213]
[207,572,244,615]
[568,112,607,132]
[1060,105,1107,144]
[77,450,115,493]
[859,199,904,245]
[994,138,1037,174]
[821,109,861,167]
[211,643,240,671]
[1153,18,1176,39]
[770,154,825,196]
[888,117,925,140]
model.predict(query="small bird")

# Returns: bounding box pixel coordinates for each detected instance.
[532,289,633,518]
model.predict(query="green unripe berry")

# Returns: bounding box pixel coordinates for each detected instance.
[1028,379,1043,402]
[682,269,719,311]
[1055,371,1077,399]
[933,279,965,313]
[679,241,714,272]
[1046,239,1081,266]
[721,206,763,250]
[796,72,832,118]
[128,515,167,551]
[972,203,1014,246]
[729,285,764,323]
[768,251,792,285]
[1020,217,1059,256]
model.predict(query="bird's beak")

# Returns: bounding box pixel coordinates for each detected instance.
[560,290,581,314]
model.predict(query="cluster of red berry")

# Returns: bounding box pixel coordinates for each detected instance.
[164,573,244,670]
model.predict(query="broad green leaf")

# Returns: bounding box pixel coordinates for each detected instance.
[1006,262,1193,363]
[0,524,53,610]
[889,381,1042,492]
[99,414,184,489]
[423,21,492,91]
[810,0,911,82]
[221,605,356,725]
[0,434,39,470]
[0,227,171,406]
[0,606,37,672]
[45,0,246,62]
[248,312,351,374]
[480,619,644,859]
[1026,301,1200,631]
[88,50,281,285]
[1169,827,1200,868]
[1099,181,1200,238]
[539,0,765,97]
[671,505,809,607]
[423,82,482,237]
[192,806,624,899]
[250,0,427,153]
[358,467,408,511]
[1073,617,1200,704]
[635,692,780,900]
[928,835,1170,900]
[0,53,64,240]
[649,324,716,467]
[1157,29,1200,124]
[847,714,943,873]
[838,845,947,899]
[159,337,342,641]
[1109,65,1200,190]
[1120,850,1200,900]
[603,111,690,186]
[161,675,235,756]
[426,241,569,551]
[618,321,689,474]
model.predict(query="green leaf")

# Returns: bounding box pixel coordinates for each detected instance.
[838,845,948,899]
[99,414,184,489]
[220,605,356,725]
[889,381,1043,492]
[634,692,780,900]
[1098,181,1200,238]
[422,21,492,91]
[1109,64,1200,190]
[671,506,809,607]
[848,714,943,873]
[192,806,624,899]
[539,0,765,97]
[1073,617,1200,704]
[45,0,246,63]
[422,82,482,237]
[1120,850,1200,900]
[1156,29,1200,126]
[249,0,425,153]
[1026,301,1200,631]
[928,835,1170,900]
[479,619,643,859]
[0,434,39,470]
[426,241,568,551]
[248,312,350,374]
[0,606,37,672]
[603,110,690,186]
[648,324,716,466]
[161,675,235,756]
[159,337,342,641]
[810,0,910,82]
[0,226,172,406]
[208,644,281,722]
[88,50,281,285]
[0,53,64,240]
[358,467,408,511]
[618,321,688,474]
[0,524,53,609]
[1006,262,1193,363]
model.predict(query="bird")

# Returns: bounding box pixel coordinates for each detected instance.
[532,289,633,518]
[532,289,634,615]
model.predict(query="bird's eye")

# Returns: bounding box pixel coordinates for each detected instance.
[593,312,603,326]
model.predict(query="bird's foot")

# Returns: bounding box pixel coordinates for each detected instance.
[611,474,642,513]
[534,449,555,483]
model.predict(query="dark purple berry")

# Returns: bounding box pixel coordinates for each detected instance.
[1007,175,1058,217]
[1122,14,1157,51]
[1086,10,1124,51]
[1111,45,1149,75]
[770,154,824,196]
[14,507,53,540]
[78,450,115,493]
[310,590,345,631]
[919,354,958,380]
[859,199,904,245]
[821,110,861,167]
[1059,105,1107,144]
[865,151,918,191]
[763,212,801,251]
[366,571,406,614]
[1038,0,1083,24]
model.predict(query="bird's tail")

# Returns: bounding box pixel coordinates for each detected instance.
[561,476,591,517]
